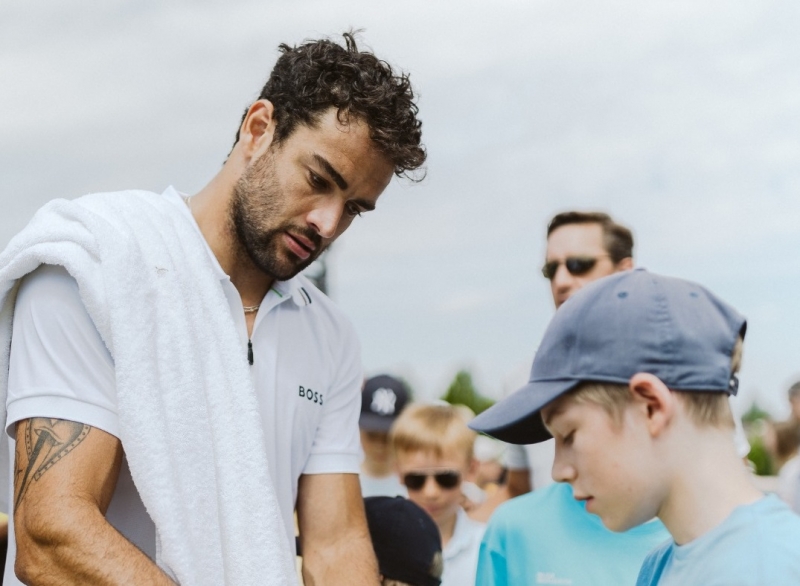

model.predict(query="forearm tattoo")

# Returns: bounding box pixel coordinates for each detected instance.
[14,418,91,508]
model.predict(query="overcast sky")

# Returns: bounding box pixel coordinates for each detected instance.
[2,0,799,415]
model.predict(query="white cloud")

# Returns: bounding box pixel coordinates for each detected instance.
[2,0,799,403]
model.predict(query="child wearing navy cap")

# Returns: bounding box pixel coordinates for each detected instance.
[359,375,411,498]
[364,496,442,586]
[471,269,800,585]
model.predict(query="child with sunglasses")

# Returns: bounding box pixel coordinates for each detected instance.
[390,403,485,586]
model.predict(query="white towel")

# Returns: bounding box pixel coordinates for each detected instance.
[0,190,296,586]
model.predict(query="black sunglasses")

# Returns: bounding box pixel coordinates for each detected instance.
[402,470,461,491]
[541,256,608,280]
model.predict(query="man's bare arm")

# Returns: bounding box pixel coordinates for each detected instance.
[13,418,176,586]
[296,473,379,586]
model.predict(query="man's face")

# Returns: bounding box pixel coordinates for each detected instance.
[542,395,663,532]
[231,108,394,281]
[396,448,470,528]
[544,223,626,308]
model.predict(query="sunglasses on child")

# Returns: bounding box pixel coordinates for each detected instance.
[541,255,609,280]
[402,470,461,491]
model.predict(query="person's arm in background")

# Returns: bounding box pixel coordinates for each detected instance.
[469,444,531,522]
[13,418,176,586]
[296,473,379,586]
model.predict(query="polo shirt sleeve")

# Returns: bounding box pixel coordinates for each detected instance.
[6,265,119,439]
[301,318,362,475]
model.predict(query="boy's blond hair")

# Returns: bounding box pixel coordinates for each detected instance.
[390,402,477,462]
[569,336,743,429]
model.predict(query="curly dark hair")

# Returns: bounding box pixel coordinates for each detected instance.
[547,211,634,264]
[233,32,425,180]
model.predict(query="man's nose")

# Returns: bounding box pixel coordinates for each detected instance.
[551,262,575,292]
[306,199,343,240]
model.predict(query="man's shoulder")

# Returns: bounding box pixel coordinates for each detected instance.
[72,188,166,209]
[288,274,357,333]
[28,188,188,252]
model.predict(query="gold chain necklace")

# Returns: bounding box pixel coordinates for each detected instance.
[183,196,260,315]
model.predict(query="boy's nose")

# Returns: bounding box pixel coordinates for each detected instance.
[421,475,440,496]
[551,457,576,483]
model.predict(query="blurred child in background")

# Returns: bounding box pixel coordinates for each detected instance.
[364,496,443,586]
[390,403,485,586]
[473,435,507,496]
[360,375,411,498]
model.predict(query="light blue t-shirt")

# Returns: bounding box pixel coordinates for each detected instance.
[477,482,669,586]
[636,494,800,586]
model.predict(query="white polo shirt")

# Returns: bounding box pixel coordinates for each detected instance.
[4,187,362,581]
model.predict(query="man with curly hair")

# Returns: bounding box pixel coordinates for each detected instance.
[1,33,424,585]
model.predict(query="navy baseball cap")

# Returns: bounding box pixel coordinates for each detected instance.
[470,269,746,444]
[364,496,443,586]
[359,375,411,432]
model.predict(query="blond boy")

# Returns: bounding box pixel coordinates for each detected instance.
[471,269,800,585]
[390,403,485,586]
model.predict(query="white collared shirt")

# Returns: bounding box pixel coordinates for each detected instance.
[441,507,486,586]
[5,187,363,577]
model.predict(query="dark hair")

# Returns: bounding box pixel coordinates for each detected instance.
[789,381,800,399]
[547,211,634,264]
[233,32,425,180]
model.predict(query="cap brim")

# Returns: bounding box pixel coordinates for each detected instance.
[359,413,394,432]
[469,379,579,444]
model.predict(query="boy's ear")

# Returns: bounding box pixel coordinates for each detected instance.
[628,373,675,437]
[237,99,277,161]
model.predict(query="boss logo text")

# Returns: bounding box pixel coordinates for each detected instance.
[299,386,323,406]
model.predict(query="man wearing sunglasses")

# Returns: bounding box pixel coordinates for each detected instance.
[474,212,672,586]
[501,212,635,499]
[475,211,750,586]
[541,211,634,310]
[470,211,634,522]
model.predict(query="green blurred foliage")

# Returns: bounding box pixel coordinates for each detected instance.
[747,435,774,476]
[742,402,774,476]
[742,403,771,425]
[441,370,495,415]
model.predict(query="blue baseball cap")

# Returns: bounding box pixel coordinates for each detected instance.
[470,269,746,444]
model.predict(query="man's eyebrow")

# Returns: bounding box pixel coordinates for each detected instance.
[312,154,348,190]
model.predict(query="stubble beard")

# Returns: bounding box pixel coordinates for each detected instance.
[230,150,321,281]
